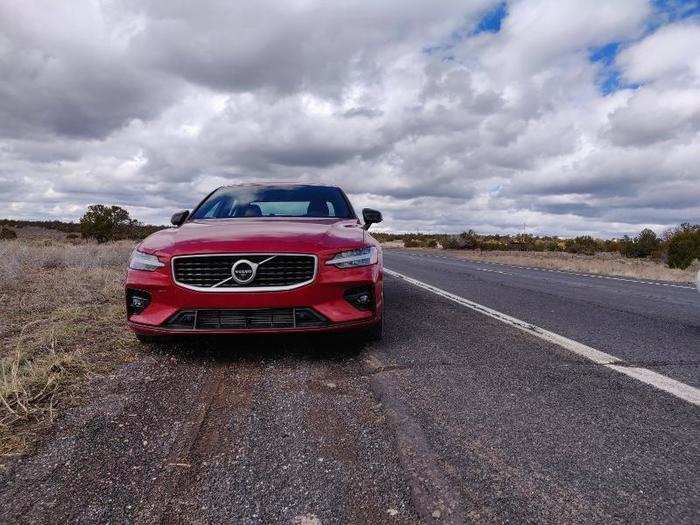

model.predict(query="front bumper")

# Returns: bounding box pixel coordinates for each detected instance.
[125,261,382,335]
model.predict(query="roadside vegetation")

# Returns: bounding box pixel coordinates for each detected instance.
[375,223,700,282]
[0,206,163,463]
[0,237,137,461]
[1,205,163,244]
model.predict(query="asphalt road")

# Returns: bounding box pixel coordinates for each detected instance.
[1,249,698,524]
[384,249,700,387]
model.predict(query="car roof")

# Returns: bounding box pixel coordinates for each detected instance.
[220,182,339,189]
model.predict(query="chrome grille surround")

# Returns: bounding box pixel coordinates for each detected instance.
[171,253,317,292]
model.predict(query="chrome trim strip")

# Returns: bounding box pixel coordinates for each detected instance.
[171,253,318,293]
[210,274,234,288]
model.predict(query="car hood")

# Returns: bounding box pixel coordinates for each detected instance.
[139,218,367,257]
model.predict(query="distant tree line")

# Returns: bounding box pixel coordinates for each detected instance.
[0,218,83,234]
[374,223,700,270]
[0,205,164,243]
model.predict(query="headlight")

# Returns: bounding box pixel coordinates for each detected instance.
[129,249,164,271]
[326,246,378,268]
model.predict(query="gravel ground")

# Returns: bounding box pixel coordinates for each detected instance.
[0,266,697,524]
[0,335,417,524]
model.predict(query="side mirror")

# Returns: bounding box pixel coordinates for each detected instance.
[171,210,190,226]
[362,208,382,230]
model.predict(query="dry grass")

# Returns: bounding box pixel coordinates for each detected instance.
[0,239,137,460]
[390,246,696,283]
[9,225,73,241]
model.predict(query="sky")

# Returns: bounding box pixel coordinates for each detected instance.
[1,0,699,237]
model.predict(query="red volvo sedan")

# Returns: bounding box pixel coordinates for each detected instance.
[125,184,384,342]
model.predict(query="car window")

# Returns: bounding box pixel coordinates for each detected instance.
[253,201,307,216]
[190,185,353,220]
[201,198,228,218]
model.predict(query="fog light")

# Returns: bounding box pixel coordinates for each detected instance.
[344,287,374,311]
[356,293,370,305]
[294,308,328,327]
[131,296,148,309]
[166,310,196,329]
[126,289,151,317]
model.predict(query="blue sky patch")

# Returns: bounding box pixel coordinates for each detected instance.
[473,2,507,35]
[651,0,700,25]
[587,0,699,95]
[589,42,632,95]
[589,42,620,66]
[596,69,640,96]
[423,2,508,57]
[589,42,641,95]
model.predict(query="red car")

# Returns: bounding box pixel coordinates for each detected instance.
[125,183,384,342]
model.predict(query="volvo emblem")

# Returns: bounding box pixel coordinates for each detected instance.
[231,259,257,284]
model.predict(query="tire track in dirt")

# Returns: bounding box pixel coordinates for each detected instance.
[134,362,228,524]
[156,361,265,523]
[215,347,417,524]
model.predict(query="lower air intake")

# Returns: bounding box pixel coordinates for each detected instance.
[165,308,328,330]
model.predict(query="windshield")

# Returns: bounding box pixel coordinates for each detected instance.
[190,185,355,220]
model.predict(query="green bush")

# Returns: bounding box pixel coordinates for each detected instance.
[79,205,138,243]
[480,240,507,251]
[403,236,439,248]
[621,228,661,258]
[441,236,460,249]
[636,229,661,257]
[441,236,462,249]
[440,230,481,250]
[666,223,700,269]
[372,232,399,243]
[532,240,547,252]
[602,238,621,253]
[564,236,599,255]
[442,231,479,250]
[403,238,421,248]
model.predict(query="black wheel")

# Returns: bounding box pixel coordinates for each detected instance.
[363,319,383,342]
[136,333,161,344]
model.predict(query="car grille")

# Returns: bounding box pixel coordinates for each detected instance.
[172,254,316,290]
[165,308,328,330]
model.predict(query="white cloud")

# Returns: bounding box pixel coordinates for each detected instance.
[0,0,698,236]
[617,22,700,84]
[605,87,700,146]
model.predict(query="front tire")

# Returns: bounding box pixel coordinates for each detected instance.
[136,333,162,344]
[362,319,383,342]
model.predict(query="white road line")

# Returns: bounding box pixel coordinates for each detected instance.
[385,268,700,407]
[400,251,695,289]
